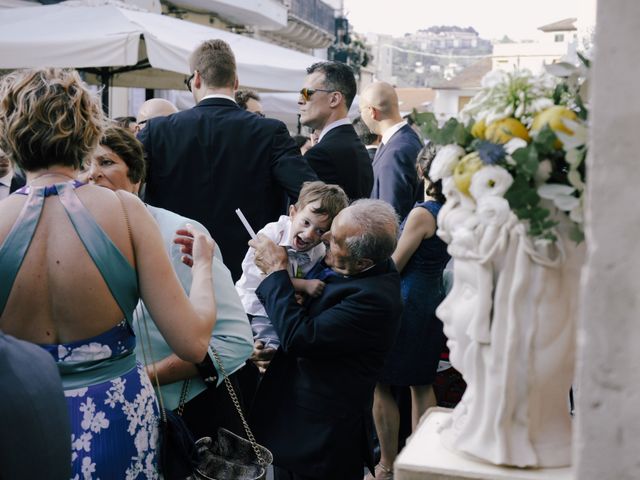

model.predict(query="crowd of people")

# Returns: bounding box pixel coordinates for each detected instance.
[0,37,451,480]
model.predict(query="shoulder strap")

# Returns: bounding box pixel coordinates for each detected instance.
[55,182,139,326]
[0,186,46,312]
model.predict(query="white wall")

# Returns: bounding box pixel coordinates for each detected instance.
[575,0,640,478]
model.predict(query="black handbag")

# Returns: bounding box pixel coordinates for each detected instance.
[143,330,273,480]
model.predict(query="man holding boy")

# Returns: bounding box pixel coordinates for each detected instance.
[249,199,404,480]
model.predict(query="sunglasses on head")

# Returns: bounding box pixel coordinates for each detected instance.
[299,87,335,101]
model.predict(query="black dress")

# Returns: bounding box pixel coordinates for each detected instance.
[379,200,451,386]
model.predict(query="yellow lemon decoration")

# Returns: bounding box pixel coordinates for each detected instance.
[485,117,530,144]
[453,152,483,195]
[471,119,486,139]
[531,105,577,148]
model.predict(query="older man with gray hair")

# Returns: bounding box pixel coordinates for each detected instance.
[248,199,404,480]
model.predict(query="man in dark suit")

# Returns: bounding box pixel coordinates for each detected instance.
[248,199,403,480]
[0,148,25,200]
[360,82,424,221]
[139,39,317,280]
[300,61,373,201]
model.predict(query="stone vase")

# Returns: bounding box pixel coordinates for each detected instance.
[435,192,585,468]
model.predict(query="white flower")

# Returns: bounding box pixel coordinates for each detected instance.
[134,428,149,453]
[429,144,465,181]
[89,411,109,433]
[555,118,588,150]
[65,387,88,398]
[63,342,112,362]
[503,137,527,155]
[72,432,92,453]
[476,195,512,227]
[81,457,96,479]
[535,159,553,185]
[568,169,585,191]
[538,183,580,211]
[481,70,507,88]
[469,166,514,200]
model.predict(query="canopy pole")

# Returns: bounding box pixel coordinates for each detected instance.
[100,68,110,116]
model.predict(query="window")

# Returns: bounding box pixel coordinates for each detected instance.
[554,34,565,42]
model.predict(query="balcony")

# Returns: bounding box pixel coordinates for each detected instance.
[261,0,335,51]
[164,0,287,30]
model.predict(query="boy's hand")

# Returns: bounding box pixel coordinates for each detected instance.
[251,340,276,374]
[303,279,325,298]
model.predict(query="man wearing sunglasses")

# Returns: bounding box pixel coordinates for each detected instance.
[139,39,317,282]
[299,62,373,201]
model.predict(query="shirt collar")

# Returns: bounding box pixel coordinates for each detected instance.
[201,93,236,103]
[0,171,12,187]
[318,117,351,143]
[381,120,407,145]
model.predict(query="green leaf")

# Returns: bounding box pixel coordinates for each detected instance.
[569,224,585,243]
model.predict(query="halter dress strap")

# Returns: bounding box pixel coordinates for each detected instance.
[55,181,139,325]
[0,181,139,325]
[0,185,46,312]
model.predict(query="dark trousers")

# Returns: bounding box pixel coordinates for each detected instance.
[178,370,246,440]
[273,466,320,480]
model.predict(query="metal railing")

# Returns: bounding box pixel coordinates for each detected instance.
[287,0,334,34]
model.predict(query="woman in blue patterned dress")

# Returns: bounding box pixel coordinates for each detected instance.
[367,144,451,480]
[0,68,217,479]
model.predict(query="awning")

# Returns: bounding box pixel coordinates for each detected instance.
[0,2,323,92]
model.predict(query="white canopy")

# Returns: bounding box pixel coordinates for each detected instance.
[0,2,323,91]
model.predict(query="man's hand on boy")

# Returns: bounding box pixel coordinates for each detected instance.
[302,279,325,298]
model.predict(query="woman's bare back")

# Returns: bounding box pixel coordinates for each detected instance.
[0,183,136,344]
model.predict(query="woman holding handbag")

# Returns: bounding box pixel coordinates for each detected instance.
[0,68,217,479]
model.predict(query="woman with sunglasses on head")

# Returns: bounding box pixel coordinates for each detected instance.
[0,68,216,479]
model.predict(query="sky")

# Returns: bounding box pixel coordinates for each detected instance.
[338,0,598,40]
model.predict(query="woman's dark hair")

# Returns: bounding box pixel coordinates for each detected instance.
[417,143,445,204]
[101,125,146,183]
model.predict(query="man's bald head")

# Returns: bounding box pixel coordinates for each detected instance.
[359,82,402,135]
[136,98,178,124]
[360,82,400,118]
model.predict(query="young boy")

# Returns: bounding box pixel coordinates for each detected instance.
[235,181,349,350]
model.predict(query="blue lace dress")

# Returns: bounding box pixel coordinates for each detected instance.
[0,181,159,479]
[379,200,451,386]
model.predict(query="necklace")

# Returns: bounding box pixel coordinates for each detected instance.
[28,171,77,185]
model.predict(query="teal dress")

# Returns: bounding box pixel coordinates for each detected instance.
[0,181,159,479]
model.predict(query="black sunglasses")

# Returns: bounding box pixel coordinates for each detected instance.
[184,72,196,92]
[299,87,335,102]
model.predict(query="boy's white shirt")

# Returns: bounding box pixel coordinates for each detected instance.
[235,215,326,317]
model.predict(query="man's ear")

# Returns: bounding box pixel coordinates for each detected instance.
[193,70,202,90]
[356,258,374,271]
[234,76,239,90]
[329,91,343,109]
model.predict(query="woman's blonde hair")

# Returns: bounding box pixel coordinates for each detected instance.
[0,68,105,172]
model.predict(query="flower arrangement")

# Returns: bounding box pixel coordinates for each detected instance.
[415,57,589,242]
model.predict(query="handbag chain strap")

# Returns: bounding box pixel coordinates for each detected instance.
[116,192,169,421]
[117,193,265,466]
[209,347,266,466]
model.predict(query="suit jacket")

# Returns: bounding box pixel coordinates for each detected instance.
[371,124,424,221]
[304,124,373,201]
[251,260,403,479]
[139,98,317,280]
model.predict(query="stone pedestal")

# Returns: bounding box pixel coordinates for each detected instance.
[395,408,573,480]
